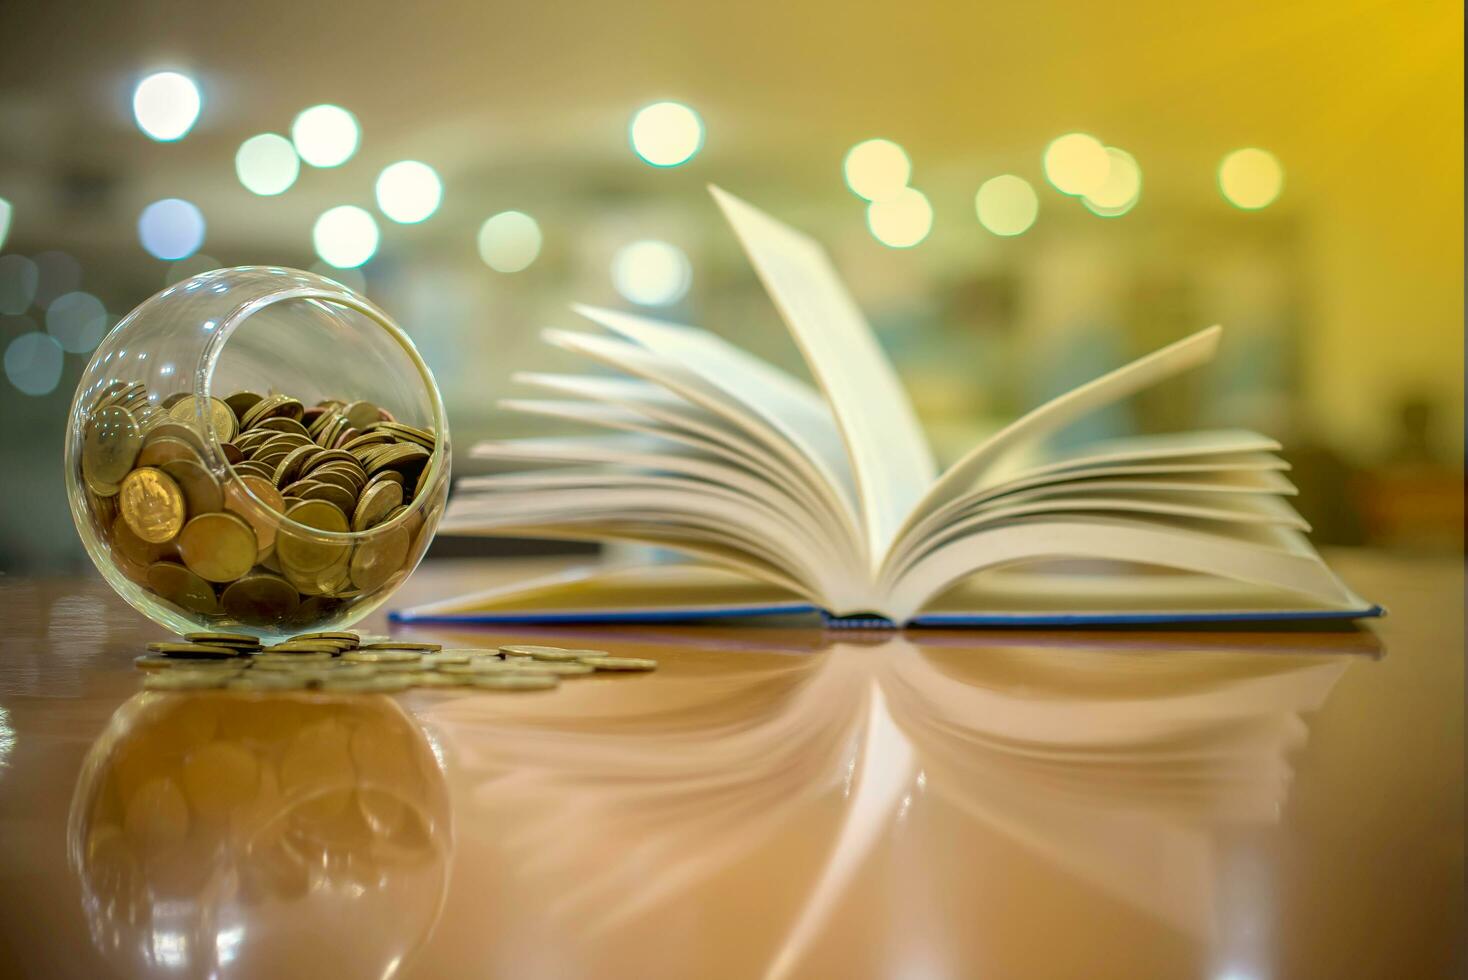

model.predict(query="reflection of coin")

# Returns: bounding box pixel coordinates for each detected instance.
[119,467,186,544]
[177,512,258,583]
[471,673,558,691]
[277,500,349,574]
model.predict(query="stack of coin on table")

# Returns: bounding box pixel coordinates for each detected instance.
[137,631,658,692]
[79,380,440,630]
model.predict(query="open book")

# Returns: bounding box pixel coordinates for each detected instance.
[402,187,1380,627]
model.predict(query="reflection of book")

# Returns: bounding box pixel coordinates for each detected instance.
[422,630,1363,976]
[420,188,1379,627]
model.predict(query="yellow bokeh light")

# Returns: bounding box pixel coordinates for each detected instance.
[235,134,300,196]
[866,186,932,247]
[1219,148,1284,210]
[629,102,704,167]
[312,206,379,269]
[375,161,443,224]
[975,175,1039,237]
[844,139,911,202]
[1082,147,1142,217]
[132,71,202,142]
[477,211,543,273]
[291,105,360,169]
[1043,132,1109,196]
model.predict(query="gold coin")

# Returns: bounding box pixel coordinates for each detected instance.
[135,654,242,670]
[177,511,259,583]
[146,641,241,658]
[144,671,237,690]
[584,656,658,671]
[409,672,470,688]
[349,524,409,592]
[160,457,224,517]
[82,405,142,488]
[112,513,171,566]
[220,573,299,625]
[510,660,596,676]
[184,631,259,645]
[342,400,381,430]
[352,479,403,531]
[147,561,221,614]
[420,651,474,665]
[223,390,263,421]
[119,467,186,544]
[136,435,204,470]
[169,394,237,442]
[470,673,558,691]
[498,644,599,662]
[292,631,360,641]
[342,649,421,664]
[223,474,284,556]
[276,499,349,573]
[359,641,440,651]
[298,480,357,516]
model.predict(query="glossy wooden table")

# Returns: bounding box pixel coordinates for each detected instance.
[0,552,1461,980]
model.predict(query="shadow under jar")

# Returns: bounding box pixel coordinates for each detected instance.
[64,267,451,641]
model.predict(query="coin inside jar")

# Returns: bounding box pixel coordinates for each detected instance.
[223,474,284,557]
[220,572,300,624]
[161,456,224,517]
[81,405,142,493]
[119,467,187,544]
[276,499,350,573]
[147,560,222,614]
[177,511,259,582]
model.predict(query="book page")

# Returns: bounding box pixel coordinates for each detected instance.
[893,327,1224,556]
[711,186,936,563]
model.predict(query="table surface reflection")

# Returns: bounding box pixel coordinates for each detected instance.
[0,551,1461,980]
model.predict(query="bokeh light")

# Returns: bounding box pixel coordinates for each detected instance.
[0,197,10,250]
[975,175,1040,237]
[46,291,108,353]
[611,240,691,306]
[235,134,300,196]
[138,199,206,260]
[1043,132,1109,196]
[1082,147,1142,216]
[32,251,82,307]
[164,254,222,287]
[0,255,38,314]
[844,139,911,202]
[1219,148,1284,210]
[629,102,705,167]
[313,205,379,268]
[291,105,360,168]
[477,211,542,273]
[375,161,443,224]
[4,331,64,396]
[866,186,933,247]
[131,71,202,142]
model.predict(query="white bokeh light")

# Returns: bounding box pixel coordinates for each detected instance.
[313,205,379,269]
[477,211,542,273]
[4,331,64,396]
[629,102,705,167]
[132,71,202,142]
[235,134,300,196]
[866,186,933,247]
[844,139,912,202]
[138,199,206,260]
[291,105,360,168]
[611,240,691,306]
[46,291,109,353]
[975,175,1040,237]
[375,161,443,224]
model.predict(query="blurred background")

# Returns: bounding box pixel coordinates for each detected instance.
[0,0,1461,572]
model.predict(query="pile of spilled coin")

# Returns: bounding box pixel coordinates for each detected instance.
[79,381,440,629]
[135,630,657,693]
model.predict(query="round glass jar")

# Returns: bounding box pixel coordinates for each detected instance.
[64,267,450,640]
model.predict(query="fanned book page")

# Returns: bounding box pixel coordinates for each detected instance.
[404,188,1381,628]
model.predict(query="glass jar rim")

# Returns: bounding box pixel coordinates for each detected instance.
[190,270,449,543]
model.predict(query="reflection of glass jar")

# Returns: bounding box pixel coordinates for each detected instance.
[63,268,449,640]
[67,690,452,979]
